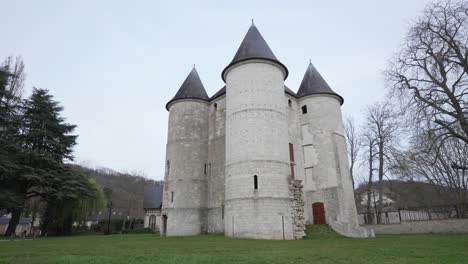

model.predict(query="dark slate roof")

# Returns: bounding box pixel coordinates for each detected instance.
[143,184,163,210]
[0,217,31,225]
[284,85,297,98]
[166,67,209,110]
[210,85,296,100]
[210,86,226,101]
[296,62,343,104]
[221,23,288,81]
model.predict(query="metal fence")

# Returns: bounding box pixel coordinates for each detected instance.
[359,203,468,225]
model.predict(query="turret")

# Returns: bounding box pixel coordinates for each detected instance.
[162,67,209,236]
[297,62,360,231]
[223,22,294,239]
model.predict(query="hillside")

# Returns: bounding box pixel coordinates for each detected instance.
[355,180,462,212]
[72,165,163,220]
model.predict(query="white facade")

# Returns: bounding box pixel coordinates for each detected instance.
[144,209,162,231]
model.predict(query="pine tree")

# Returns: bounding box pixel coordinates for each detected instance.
[4,88,80,236]
[0,67,25,236]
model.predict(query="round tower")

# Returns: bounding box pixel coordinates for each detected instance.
[162,67,209,236]
[296,62,359,229]
[223,23,294,239]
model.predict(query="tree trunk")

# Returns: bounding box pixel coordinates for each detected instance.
[366,142,374,224]
[5,207,22,237]
[377,142,384,224]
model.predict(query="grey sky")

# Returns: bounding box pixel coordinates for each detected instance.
[1,0,433,180]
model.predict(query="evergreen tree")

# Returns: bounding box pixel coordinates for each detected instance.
[3,88,80,236]
[0,66,25,235]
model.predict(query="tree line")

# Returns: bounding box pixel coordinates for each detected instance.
[0,56,104,236]
[345,1,468,223]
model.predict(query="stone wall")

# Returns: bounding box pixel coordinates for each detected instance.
[207,96,226,233]
[363,219,468,234]
[224,60,293,239]
[289,179,305,239]
[162,100,209,236]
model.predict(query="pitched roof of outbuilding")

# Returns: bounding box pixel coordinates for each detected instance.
[296,62,343,104]
[143,184,163,210]
[221,22,288,81]
[0,217,31,225]
[166,67,209,110]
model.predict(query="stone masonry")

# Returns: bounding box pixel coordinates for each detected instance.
[161,22,371,239]
[289,179,305,239]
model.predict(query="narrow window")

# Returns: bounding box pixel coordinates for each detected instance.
[171,191,174,202]
[204,164,207,175]
[289,143,295,178]
[166,160,170,175]
[302,105,307,114]
[214,103,217,110]
[254,175,258,190]
[221,204,224,219]
[288,99,292,107]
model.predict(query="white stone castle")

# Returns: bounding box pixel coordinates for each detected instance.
[161,23,371,239]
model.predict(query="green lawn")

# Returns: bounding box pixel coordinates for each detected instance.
[0,233,467,264]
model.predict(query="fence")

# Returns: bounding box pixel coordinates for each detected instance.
[358,203,467,225]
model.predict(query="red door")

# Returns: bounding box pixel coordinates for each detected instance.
[312,202,326,224]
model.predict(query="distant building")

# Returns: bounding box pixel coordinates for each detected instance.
[0,217,32,236]
[161,22,371,239]
[143,184,163,231]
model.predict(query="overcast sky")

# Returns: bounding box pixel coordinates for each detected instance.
[1,0,433,180]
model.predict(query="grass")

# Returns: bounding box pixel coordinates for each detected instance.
[0,231,467,264]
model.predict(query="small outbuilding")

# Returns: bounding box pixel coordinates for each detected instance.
[143,184,163,232]
[0,217,32,236]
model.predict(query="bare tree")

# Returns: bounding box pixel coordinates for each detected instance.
[1,56,25,106]
[360,133,377,224]
[345,117,360,190]
[397,132,468,217]
[364,102,400,223]
[386,1,468,146]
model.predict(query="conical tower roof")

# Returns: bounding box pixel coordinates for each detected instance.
[297,62,343,104]
[222,22,288,81]
[166,67,209,110]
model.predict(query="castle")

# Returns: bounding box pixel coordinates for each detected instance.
[161,22,371,239]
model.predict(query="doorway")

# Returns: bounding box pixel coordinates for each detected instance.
[312,202,326,224]
[161,215,168,237]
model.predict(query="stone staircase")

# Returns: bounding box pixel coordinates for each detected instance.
[289,179,305,239]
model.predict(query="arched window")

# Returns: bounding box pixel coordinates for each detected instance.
[214,103,218,110]
[254,175,258,190]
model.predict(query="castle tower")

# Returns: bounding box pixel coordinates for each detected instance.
[222,23,294,239]
[162,67,209,236]
[297,62,363,236]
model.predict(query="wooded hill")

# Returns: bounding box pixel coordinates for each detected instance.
[355,180,463,212]
[72,165,163,220]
